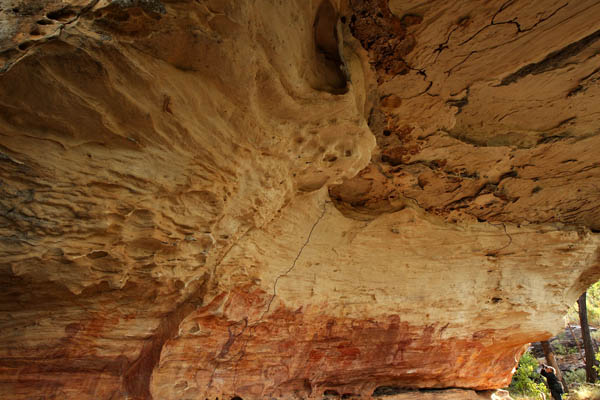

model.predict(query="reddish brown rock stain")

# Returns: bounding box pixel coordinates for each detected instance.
[348,0,421,82]
[2,1,600,399]
[151,290,536,399]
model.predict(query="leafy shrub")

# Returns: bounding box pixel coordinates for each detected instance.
[554,342,569,355]
[594,352,600,376]
[509,351,549,398]
[554,342,579,355]
[565,368,587,385]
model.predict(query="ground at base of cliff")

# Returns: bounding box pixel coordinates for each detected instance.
[512,385,600,400]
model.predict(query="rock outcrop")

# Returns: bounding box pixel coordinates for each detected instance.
[1,0,599,399]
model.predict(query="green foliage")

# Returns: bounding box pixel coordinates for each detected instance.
[555,342,569,355]
[589,283,600,326]
[565,368,588,385]
[509,351,549,398]
[594,353,600,377]
[554,341,578,355]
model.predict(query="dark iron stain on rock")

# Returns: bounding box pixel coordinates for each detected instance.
[348,0,421,81]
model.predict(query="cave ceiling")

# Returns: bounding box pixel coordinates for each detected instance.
[1,0,600,399]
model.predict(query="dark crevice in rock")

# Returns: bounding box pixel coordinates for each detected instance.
[123,275,209,399]
[567,66,600,97]
[110,0,166,14]
[372,386,412,396]
[313,0,348,93]
[446,87,470,115]
[36,18,54,25]
[498,28,600,86]
[537,133,572,145]
[46,7,77,21]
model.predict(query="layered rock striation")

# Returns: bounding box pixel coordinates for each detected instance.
[1,0,600,399]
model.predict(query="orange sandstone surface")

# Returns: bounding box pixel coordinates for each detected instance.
[1,1,600,399]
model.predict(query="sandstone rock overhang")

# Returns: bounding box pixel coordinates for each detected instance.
[1,0,599,399]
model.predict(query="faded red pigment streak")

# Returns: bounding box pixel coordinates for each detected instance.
[149,286,537,399]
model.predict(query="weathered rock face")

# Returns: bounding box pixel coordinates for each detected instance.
[0,0,599,399]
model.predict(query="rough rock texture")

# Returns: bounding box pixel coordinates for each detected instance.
[0,0,599,399]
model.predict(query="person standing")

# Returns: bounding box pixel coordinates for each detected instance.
[540,365,564,400]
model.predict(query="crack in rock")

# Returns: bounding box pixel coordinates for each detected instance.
[445,2,569,77]
[207,201,329,394]
[486,222,513,257]
[261,200,329,319]
[460,1,568,47]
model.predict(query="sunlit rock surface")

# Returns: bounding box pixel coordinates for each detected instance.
[1,0,599,399]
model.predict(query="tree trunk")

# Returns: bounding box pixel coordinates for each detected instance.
[541,340,569,393]
[578,291,598,383]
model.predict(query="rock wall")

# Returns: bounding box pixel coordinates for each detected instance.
[0,0,599,399]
